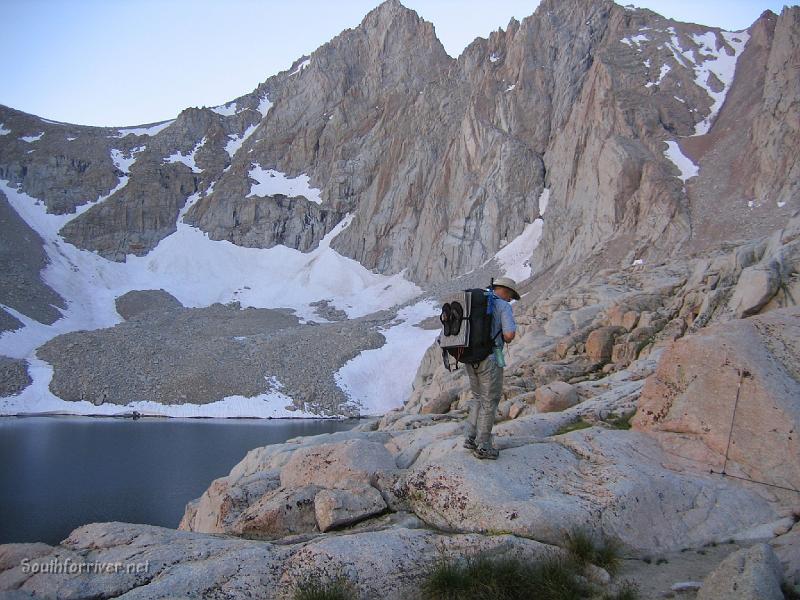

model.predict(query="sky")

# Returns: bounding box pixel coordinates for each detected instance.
[1,0,793,127]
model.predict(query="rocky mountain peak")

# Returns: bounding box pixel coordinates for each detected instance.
[0,0,797,289]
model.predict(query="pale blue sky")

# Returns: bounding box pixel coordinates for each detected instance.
[1,0,792,127]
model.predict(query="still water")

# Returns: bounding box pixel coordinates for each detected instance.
[0,415,358,545]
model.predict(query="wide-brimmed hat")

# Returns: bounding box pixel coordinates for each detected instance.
[492,276,521,300]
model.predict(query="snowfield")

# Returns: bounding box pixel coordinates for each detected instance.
[0,178,423,418]
[335,299,440,416]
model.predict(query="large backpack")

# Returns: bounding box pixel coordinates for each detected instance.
[438,287,500,371]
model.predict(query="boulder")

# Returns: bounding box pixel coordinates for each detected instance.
[230,485,321,540]
[280,438,397,489]
[634,307,800,498]
[314,483,387,532]
[0,522,562,600]
[729,262,781,318]
[179,470,280,533]
[420,389,456,414]
[535,381,579,412]
[277,527,561,600]
[401,429,779,553]
[508,400,527,419]
[697,543,784,600]
[772,522,800,585]
[535,356,598,384]
[622,310,640,331]
[586,326,625,362]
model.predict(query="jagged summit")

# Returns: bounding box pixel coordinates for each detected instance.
[0,2,797,286]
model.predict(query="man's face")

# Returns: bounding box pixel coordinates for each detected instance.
[494,286,514,302]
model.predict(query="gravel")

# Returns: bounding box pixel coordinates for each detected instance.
[0,356,31,396]
[38,291,390,416]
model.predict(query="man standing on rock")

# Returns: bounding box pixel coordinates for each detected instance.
[463,277,519,460]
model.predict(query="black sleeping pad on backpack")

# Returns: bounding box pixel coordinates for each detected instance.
[443,288,496,366]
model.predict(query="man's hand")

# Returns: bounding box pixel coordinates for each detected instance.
[503,331,515,343]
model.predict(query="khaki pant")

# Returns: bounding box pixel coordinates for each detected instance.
[463,356,504,448]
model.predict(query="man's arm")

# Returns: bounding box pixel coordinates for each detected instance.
[499,301,517,343]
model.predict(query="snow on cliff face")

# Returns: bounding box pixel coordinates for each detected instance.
[248,164,323,203]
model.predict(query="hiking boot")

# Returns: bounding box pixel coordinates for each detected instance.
[472,445,499,460]
[463,437,477,450]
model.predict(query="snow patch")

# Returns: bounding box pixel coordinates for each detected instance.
[0,124,10,136]
[662,28,749,135]
[102,146,146,200]
[538,188,550,216]
[494,219,544,282]
[248,164,323,204]
[489,52,501,63]
[621,33,649,48]
[21,132,44,143]
[257,95,273,118]
[224,123,258,158]
[211,102,238,116]
[505,84,516,92]
[164,137,205,173]
[664,140,698,182]
[632,259,644,266]
[691,31,749,135]
[111,146,145,175]
[289,58,311,76]
[112,120,174,138]
[335,299,439,416]
[66,136,77,141]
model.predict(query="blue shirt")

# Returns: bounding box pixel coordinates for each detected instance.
[490,296,516,361]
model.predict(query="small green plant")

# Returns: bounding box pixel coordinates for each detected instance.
[606,411,636,430]
[602,579,640,600]
[421,554,588,600]
[554,419,592,436]
[565,528,623,575]
[292,573,357,600]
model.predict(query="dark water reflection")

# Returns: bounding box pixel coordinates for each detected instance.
[0,415,358,544]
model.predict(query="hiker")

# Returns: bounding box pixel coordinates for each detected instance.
[463,276,519,459]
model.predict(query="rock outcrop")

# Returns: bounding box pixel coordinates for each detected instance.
[634,306,800,500]
[0,191,64,332]
[697,543,785,600]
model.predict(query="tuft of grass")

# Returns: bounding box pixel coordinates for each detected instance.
[565,528,623,575]
[602,579,640,600]
[595,537,623,575]
[292,573,357,600]
[606,411,636,430]
[554,419,592,436]
[565,528,596,566]
[421,554,588,600]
